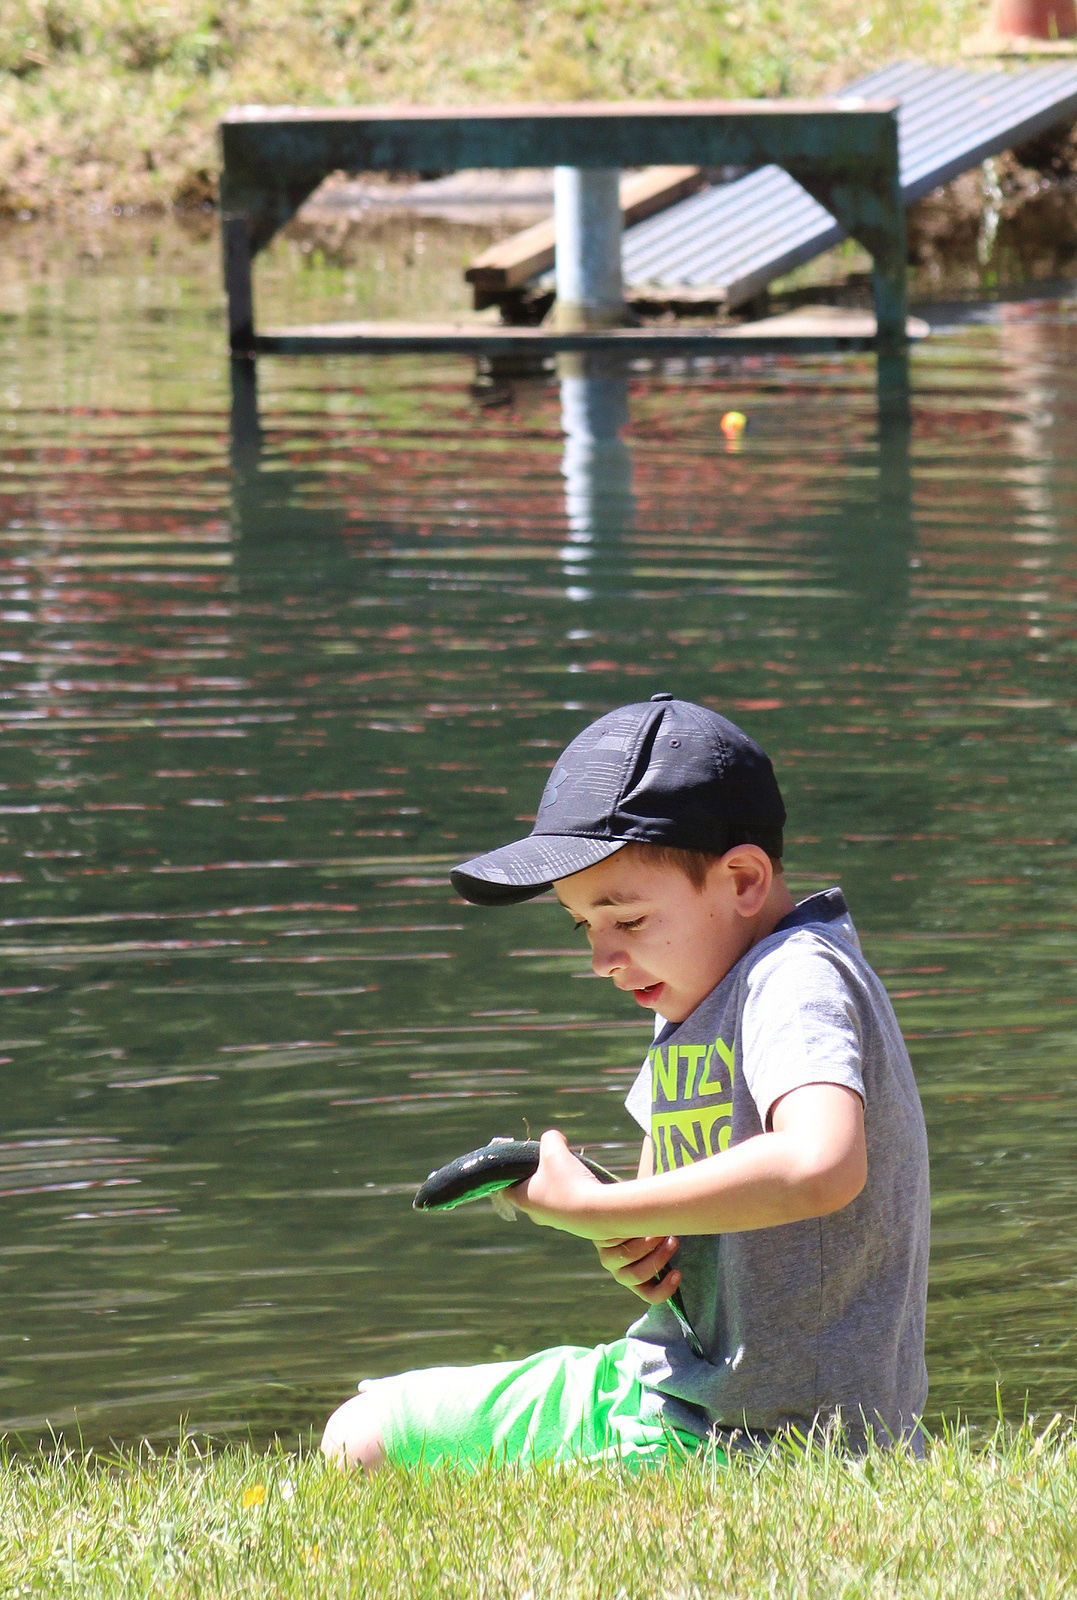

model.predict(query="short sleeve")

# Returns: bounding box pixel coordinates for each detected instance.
[624,1012,671,1135]
[624,1057,652,1135]
[740,941,867,1129]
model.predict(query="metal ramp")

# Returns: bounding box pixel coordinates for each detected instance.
[545,62,1077,309]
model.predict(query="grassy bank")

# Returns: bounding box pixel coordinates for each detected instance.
[1,1,985,215]
[1,1418,1075,1598]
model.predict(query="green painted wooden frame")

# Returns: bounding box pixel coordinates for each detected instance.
[219,99,907,352]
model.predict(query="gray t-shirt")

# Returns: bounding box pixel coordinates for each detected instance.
[623,889,930,1452]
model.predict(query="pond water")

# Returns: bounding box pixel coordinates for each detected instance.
[0,217,1073,1450]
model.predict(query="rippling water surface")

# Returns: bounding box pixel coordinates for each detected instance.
[0,221,1073,1447]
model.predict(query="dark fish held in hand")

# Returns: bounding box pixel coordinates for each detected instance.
[412,1136,705,1359]
[413,1137,615,1211]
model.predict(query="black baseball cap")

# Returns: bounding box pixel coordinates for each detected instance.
[450,693,786,906]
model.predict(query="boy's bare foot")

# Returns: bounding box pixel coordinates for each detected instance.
[320,1389,386,1470]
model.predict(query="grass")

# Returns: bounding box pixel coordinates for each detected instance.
[0,1,987,215]
[1,1415,1075,1598]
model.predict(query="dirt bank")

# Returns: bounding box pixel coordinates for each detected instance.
[907,125,1077,288]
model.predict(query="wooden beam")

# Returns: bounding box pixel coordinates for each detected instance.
[465,166,704,292]
[219,101,901,252]
[250,309,927,357]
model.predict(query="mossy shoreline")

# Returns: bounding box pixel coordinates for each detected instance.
[2,1,988,217]
[4,1,1076,296]
[2,1417,1074,1598]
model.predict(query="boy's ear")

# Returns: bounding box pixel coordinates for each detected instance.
[718,845,773,916]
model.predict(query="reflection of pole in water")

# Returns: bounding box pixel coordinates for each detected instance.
[229,354,262,476]
[836,354,915,643]
[876,348,911,433]
[876,362,913,539]
[558,353,634,601]
[997,304,1065,634]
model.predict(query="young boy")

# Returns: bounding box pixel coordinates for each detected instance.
[321,693,930,1469]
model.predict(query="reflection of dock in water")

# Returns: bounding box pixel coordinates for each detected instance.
[230,348,914,645]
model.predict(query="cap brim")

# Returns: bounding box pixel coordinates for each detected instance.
[450,834,630,906]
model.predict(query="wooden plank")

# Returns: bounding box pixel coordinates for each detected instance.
[221,98,895,132]
[963,33,1077,56]
[252,310,927,357]
[739,306,928,338]
[465,166,703,291]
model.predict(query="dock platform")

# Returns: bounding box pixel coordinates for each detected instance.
[219,99,910,358]
[251,307,928,357]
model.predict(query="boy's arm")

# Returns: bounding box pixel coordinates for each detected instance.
[513,1083,866,1242]
[591,1136,683,1304]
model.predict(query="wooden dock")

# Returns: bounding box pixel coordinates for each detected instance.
[219,99,910,359]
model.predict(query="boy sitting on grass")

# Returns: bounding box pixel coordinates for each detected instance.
[321,693,930,1470]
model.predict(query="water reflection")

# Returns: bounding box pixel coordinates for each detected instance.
[230,355,262,475]
[0,229,1074,1448]
[557,353,634,601]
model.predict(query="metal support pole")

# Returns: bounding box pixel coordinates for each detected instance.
[223,214,255,351]
[870,151,911,400]
[869,235,909,359]
[552,168,624,329]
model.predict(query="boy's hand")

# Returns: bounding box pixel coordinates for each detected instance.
[508,1128,615,1239]
[508,1132,682,1310]
[594,1233,682,1304]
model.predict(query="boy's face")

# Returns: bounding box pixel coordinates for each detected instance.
[553,847,747,1024]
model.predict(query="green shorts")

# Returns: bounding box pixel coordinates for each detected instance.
[360,1338,718,1472]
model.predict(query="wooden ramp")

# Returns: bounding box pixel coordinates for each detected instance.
[470,60,1077,312]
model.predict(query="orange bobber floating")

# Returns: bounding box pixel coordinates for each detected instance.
[990,0,1077,37]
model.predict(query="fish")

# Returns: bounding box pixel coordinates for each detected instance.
[412,1136,705,1358]
[412,1137,615,1210]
